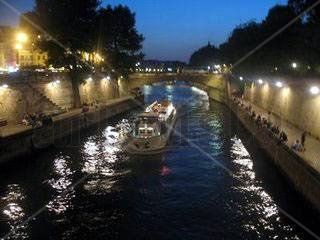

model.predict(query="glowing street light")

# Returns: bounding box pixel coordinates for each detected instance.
[15,43,23,50]
[239,76,243,81]
[310,86,320,95]
[258,79,263,85]
[275,81,283,88]
[0,84,8,89]
[16,32,28,43]
[291,62,297,69]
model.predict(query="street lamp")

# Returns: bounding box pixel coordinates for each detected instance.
[15,43,23,50]
[258,79,263,85]
[16,32,28,43]
[239,76,243,81]
[310,86,320,95]
[291,62,297,69]
[275,81,283,88]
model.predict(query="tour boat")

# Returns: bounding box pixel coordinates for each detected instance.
[127,100,177,154]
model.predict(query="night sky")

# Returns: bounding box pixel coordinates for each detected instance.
[0,0,287,62]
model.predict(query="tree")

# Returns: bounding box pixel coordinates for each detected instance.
[96,5,144,75]
[218,21,264,73]
[30,0,100,108]
[258,5,304,72]
[189,42,219,66]
[288,0,320,22]
[289,0,320,66]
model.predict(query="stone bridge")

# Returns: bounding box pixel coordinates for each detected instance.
[121,73,231,104]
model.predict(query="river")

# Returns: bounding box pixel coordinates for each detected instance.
[0,81,319,240]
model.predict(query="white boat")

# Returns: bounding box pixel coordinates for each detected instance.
[127,100,177,154]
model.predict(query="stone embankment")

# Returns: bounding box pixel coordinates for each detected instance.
[0,96,142,164]
[229,98,320,212]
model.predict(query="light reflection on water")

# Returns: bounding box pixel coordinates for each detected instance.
[0,82,318,239]
[230,136,300,239]
[1,184,28,239]
[47,156,75,215]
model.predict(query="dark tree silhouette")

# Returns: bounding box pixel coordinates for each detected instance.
[189,1,320,76]
[96,5,144,76]
[32,0,100,108]
[189,42,219,66]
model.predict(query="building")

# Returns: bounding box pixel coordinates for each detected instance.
[0,26,16,71]
[0,26,48,71]
[18,48,47,68]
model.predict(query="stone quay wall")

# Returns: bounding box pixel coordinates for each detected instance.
[243,77,320,140]
[0,97,141,164]
[228,101,320,212]
[0,72,124,124]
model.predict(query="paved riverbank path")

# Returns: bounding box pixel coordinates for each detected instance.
[240,99,320,174]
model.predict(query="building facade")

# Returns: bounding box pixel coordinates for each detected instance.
[0,26,48,71]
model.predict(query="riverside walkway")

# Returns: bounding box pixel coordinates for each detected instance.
[238,98,320,174]
[0,96,136,138]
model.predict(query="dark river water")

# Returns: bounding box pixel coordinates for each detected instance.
[0,81,319,240]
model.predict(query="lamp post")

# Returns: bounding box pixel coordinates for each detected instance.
[15,32,28,67]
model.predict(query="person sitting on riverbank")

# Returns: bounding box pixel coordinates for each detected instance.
[82,103,90,113]
[22,113,31,126]
[279,131,288,143]
[292,140,303,152]
[271,125,280,135]
[255,114,262,125]
[250,111,256,119]
[266,120,272,130]
[262,117,268,126]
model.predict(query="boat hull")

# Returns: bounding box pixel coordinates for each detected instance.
[126,112,177,155]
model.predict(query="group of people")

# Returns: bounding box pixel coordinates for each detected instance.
[233,97,307,152]
[130,88,143,98]
[82,101,100,113]
[22,112,52,128]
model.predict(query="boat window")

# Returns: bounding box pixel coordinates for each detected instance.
[139,129,145,135]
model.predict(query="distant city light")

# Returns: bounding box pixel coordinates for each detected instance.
[7,66,18,73]
[292,62,297,69]
[258,79,263,85]
[50,80,60,87]
[207,66,211,70]
[106,76,111,80]
[310,86,320,95]
[16,32,28,43]
[239,76,243,81]
[15,43,23,50]
[275,81,283,88]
